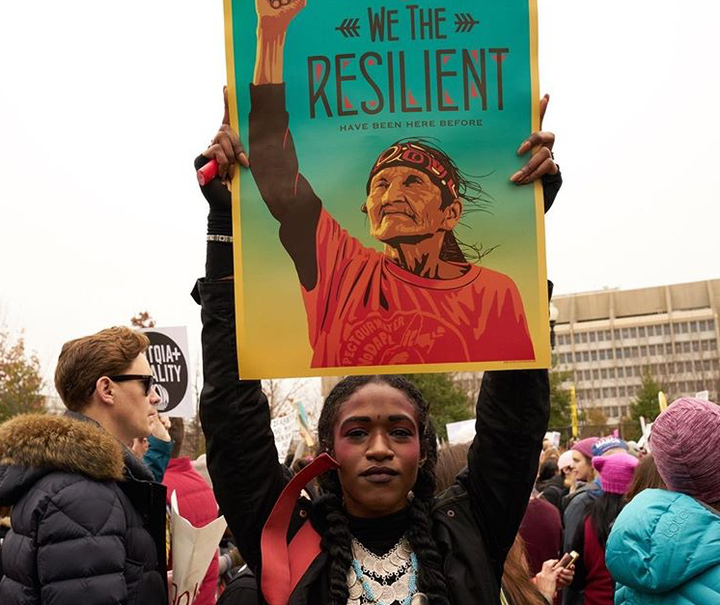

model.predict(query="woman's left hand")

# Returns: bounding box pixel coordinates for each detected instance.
[510,94,558,185]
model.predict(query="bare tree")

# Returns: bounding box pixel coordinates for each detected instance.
[262,378,310,418]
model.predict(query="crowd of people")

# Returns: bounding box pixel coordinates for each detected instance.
[1,5,719,603]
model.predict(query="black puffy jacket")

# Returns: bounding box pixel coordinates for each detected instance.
[0,413,167,605]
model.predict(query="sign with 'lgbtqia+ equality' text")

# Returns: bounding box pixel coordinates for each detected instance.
[142,326,194,418]
[224,0,550,378]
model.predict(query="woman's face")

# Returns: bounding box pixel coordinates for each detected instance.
[572,451,593,482]
[331,382,422,518]
[365,166,460,243]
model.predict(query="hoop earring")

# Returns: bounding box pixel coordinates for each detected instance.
[360,203,368,214]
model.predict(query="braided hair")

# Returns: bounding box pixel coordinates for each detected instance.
[315,375,450,605]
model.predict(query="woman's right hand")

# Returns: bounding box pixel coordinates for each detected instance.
[255,0,307,35]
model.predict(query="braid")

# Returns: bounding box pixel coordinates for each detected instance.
[316,374,451,605]
[407,496,451,605]
[407,420,450,605]
[316,492,354,605]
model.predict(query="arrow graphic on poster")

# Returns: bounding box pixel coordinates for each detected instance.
[454,13,479,33]
[336,18,361,38]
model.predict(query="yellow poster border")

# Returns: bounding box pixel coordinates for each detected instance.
[224,0,551,379]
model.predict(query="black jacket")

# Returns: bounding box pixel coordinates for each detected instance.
[194,277,549,605]
[0,413,168,605]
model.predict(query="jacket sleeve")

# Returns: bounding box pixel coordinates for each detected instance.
[29,478,128,604]
[463,369,550,574]
[143,436,173,482]
[194,277,287,573]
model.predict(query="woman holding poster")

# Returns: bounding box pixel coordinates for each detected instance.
[195,10,559,605]
[238,0,561,369]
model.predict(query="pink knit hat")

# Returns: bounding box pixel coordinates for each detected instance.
[572,437,598,460]
[592,453,638,494]
[651,397,720,504]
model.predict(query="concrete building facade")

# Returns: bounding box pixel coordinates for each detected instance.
[553,279,720,421]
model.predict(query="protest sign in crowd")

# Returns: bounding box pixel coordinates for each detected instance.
[1,1,719,605]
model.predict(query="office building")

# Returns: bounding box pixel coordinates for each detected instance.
[553,278,720,421]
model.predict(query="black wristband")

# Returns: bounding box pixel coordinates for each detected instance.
[195,154,233,236]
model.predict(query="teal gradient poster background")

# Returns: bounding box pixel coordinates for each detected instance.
[225,0,550,378]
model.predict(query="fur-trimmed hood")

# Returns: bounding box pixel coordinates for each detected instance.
[0,414,125,505]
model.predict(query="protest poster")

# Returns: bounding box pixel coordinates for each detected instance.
[270,413,299,462]
[446,418,476,444]
[142,326,194,418]
[224,0,549,378]
[169,491,227,605]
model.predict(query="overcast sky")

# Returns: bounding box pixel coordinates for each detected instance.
[1,1,718,387]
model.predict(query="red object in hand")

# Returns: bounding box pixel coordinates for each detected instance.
[197,160,218,186]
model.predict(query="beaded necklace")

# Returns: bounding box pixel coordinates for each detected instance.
[347,536,418,605]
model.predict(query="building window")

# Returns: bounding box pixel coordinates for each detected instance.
[699,320,707,332]
[638,326,646,338]
[617,367,624,378]
[710,319,716,330]
[593,369,599,379]
[664,324,671,335]
[683,342,691,353]
[712,339,718,349]
[693,341,700,352]
[704,359,712,371]
[602,388,610,398]
[621,328,629,339]
[685,361,693,372]
[615,348,622,358]
[624,348,631,358]
[581,332,588,343]
[601,368,608,379]
[583,351,590,362]
[649,344,656,355]
[575,352,582,362]
[690,321,698,332]
[680,322,689,333]
[632,346,639,357]
[608,368,616,378]
[599,349,606,360]
[630,327,637,338]
[591,350,598,361]
[605,330,612,341]
[589,332,596,343]
[619,385,626,396]
[597,331,604,342]
[635,367,642,377]
[665,343,673,354]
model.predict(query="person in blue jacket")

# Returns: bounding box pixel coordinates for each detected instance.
[605,397,720,604]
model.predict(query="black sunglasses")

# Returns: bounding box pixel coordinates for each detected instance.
[108,374,157,396]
